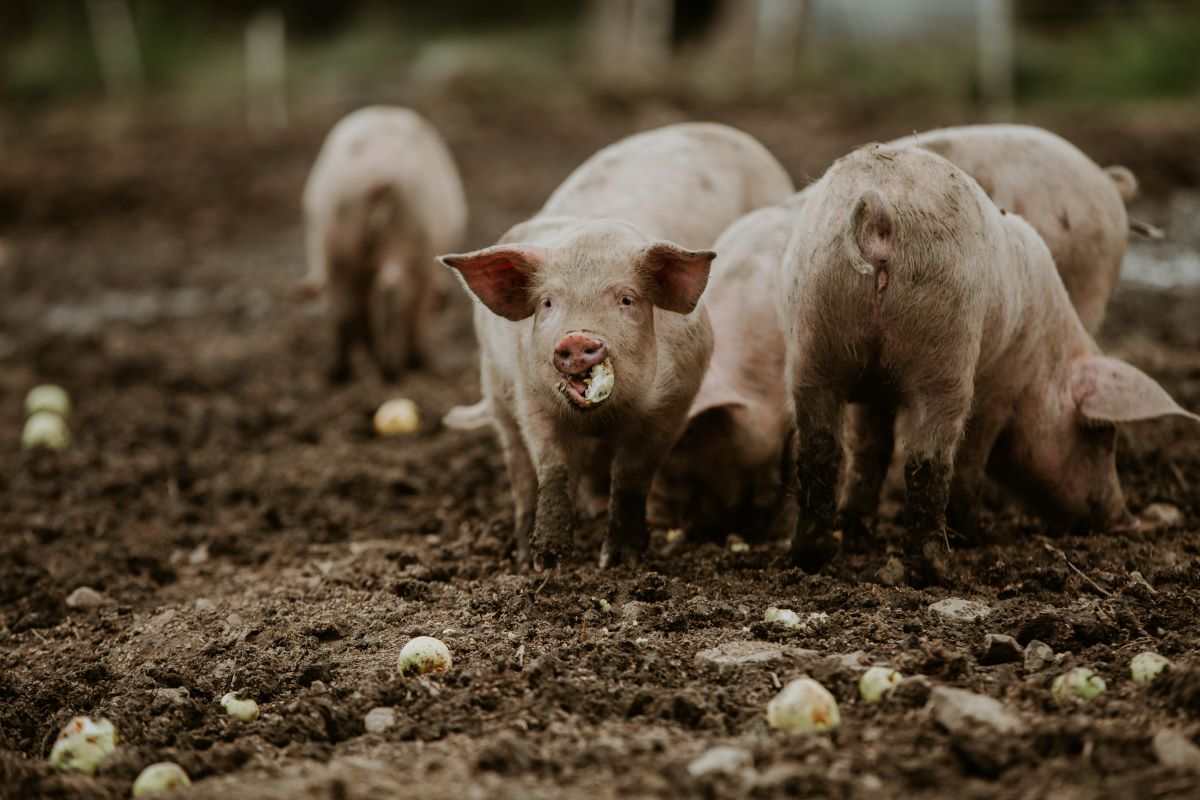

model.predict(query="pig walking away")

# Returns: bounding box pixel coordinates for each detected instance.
[441,123,793,568]
[648,202,797,538]
[302,106,467,381]
[781,144,1197,585]
[891,124,1139,334]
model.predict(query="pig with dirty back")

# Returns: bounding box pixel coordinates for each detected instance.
[650,125,1153,542]
[440,123,793,568]
[892,124,1145,334]
[302,106,467,381]
[780,144,1197,584]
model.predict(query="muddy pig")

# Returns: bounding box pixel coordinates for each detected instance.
[780,144,1198,584]
[440,123,793,568]
[649,127,1142,539]
[647,201,798,538]
[892,124,1144,334]
[302,106,467,381]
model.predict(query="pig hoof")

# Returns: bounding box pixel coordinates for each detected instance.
[904,535,951,587]
[789,528,840,573]
[839,515,875,554]
[598,536,644,569]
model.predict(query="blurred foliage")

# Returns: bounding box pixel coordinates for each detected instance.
[0,0,1196,108]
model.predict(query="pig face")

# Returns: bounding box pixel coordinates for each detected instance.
[441,222,714,416]
[1003,355,1199,531]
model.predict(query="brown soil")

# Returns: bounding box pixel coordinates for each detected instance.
[2,88,1199,800]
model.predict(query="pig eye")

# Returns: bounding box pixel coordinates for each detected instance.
[619,295,635,307]
[541,298,552,309]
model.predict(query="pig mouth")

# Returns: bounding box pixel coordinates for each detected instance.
[557,359,615,410]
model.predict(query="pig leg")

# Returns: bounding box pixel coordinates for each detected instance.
[492,402,537,564]
[946,414,1007,546]
[599,432,671,568]
[329,286,371,384]
[788,388,846,572]
[839,400,895,553]
[897,394,970,586]
[526,416,579,569]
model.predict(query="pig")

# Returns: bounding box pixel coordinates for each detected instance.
[650,126,1149,541]
[302,106,467,381]
[891,124,1139,333]
[779,143,1197,584]
[647,201,797,538]
[440,123,793,568]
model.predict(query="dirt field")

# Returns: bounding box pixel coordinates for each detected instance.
[2,88,1199,799]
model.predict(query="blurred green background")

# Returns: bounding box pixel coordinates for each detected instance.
[1,0,1197,112]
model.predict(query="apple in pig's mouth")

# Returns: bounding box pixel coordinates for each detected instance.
[558,358,615,410]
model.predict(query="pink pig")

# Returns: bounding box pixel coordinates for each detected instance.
[440,123,793,568]
[891,124,1142,333]
[651,125,1156,542]
[780,143,1197,584]
[302,106,467,381]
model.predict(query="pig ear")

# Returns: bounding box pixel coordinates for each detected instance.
[439,245,546,321]
[688,365,753,419]
[637,242,716,315]
[1070,355,1200,425]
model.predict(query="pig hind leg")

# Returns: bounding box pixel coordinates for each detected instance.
[839,399,896,552]
[492,403,537,564]
[788,386,846,573]
[895,386,972,586]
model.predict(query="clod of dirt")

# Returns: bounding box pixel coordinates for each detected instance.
[474,732,536,774]
[979,633,1023,665]
[65,586,107,610]
[363,707,396,734]
[928,598,992,622]
[929,687,1025,735]
[1023,640,1055,673]
[1150,664,1200,718]
[1017,609,1118,649]
[1153,729,1200,773]
[891,675,933,708]
[687,745,754,779]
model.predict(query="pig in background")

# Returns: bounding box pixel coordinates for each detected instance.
[301,106,467,382]
[650,124,1149,545]
[441,123,793,568]
[780,143,1198,585]
[890,124,1144,334]
[647,201,797,540]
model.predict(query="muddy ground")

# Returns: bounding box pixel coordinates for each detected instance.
[1,87,1199,799]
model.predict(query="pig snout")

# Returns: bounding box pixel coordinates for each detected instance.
[554,333,608,376]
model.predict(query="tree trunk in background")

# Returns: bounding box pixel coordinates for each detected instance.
[245,9,288,135]
[977,0,1015,113]
[85,0,144,98]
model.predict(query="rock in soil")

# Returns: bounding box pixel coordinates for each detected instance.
[929,686,1025,735]
[928,598,992,622]
[1023,640,1055,673]
[687,745,754,778]
[979,633,1023,665]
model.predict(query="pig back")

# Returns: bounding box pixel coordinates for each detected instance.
[892,124,1127,332]
[540,123,793,248]
[305,106,467,257]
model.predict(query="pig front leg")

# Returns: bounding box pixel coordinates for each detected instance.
[525,418,578,569]
[945,412,1008,545]
[788,388,845,572]
[838,400,895,552]
[598,434,667,568]
[329,285,372,384]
